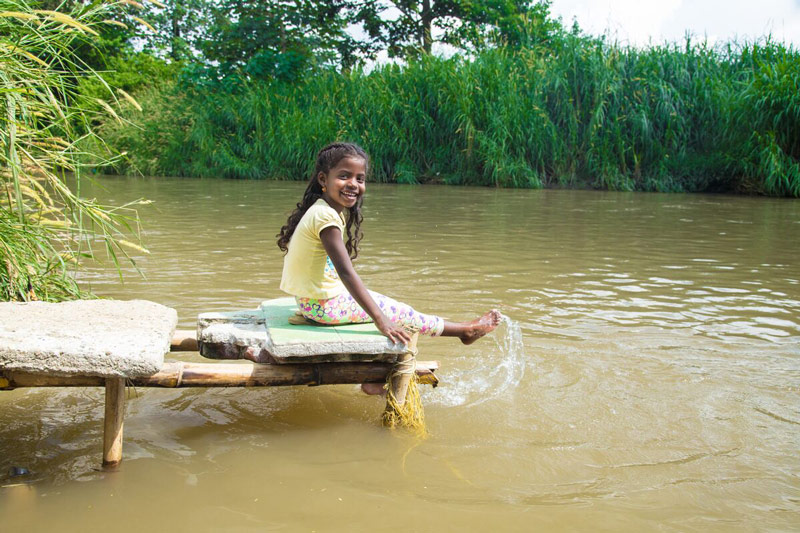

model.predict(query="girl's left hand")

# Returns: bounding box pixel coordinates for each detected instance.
[376,317,412,346]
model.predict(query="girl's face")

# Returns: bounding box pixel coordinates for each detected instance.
[318,156,366,213]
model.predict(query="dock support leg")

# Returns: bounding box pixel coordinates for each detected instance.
[383,333,418,427]
[102,377,125,469]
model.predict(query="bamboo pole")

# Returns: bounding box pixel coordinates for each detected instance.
[102,378,125,469]
[0,361,439,389]
[170,330,198,351]
[383,332,419,422]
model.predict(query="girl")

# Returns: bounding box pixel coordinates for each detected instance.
[277,142,501,350]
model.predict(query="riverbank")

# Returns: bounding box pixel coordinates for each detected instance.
[97,38,799,197]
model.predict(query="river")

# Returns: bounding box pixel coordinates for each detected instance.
[1,177,798,531]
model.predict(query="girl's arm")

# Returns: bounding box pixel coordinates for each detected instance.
[320,226,412,345]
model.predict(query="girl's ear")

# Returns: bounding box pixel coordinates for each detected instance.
[317,172,327,189]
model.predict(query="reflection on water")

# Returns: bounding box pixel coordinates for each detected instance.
[1,178,799,531]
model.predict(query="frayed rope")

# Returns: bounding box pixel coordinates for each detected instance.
[382,343,427,438]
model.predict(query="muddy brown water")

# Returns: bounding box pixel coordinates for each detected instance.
[1,177,798,531]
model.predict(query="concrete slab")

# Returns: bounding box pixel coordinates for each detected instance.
[197,297,407,364]
[0,300,177,378]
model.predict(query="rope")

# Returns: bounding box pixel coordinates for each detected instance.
[382,343,427,437]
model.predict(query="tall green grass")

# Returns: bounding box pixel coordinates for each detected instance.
[1,1,146,301]
[103,35,800,197]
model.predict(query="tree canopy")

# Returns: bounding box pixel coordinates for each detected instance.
[356,0,560,57]
[64,0,561,83]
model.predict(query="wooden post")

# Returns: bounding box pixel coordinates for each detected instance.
[383,332,418,425]
[102,378,125,469]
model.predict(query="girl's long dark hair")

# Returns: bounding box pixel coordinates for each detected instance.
[276,142,367,260]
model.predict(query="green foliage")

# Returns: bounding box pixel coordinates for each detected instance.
[100,32,799,197]
[193,0,364,84]
[357,0,558,57]
[96,79,193,176]
[90,52,179,94]
[137,0,205,61]
[77,52,179,131]
[0,0,146,301]
[30,0,156,70]
[165,1,561,85]
[0,208,86,301]
[726,43,800,196]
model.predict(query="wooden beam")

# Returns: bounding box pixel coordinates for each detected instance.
[0,361,439,389]
[102,378,125,469]
[170,330,198,351]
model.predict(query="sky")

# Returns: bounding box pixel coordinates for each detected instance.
[548,0,800,47]
[365,1,799,66]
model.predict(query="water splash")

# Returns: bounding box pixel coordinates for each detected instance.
[425,314,527,407]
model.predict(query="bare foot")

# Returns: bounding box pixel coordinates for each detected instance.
[459,310,502,345]
[361,383,386,396]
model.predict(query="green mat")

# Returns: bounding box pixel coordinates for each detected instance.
[258,297,406,362]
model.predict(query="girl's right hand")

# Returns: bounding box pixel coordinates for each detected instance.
[376,317,412,346]
[319,227,412,347]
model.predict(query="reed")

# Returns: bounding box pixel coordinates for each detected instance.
[0,0,146,301]
[102,33,799,197]
[725,42,800,196]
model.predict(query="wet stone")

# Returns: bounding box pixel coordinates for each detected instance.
[0,300,177,378]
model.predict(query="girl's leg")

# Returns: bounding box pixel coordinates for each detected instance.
[369,293,502,344]
[296,292,444,336]
[296,293,501,345]
[369,291,444,336]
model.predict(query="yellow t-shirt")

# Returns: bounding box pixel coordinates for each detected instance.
[280,198,347,299]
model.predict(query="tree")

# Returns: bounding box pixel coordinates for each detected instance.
[195,0,367,82]
[353,0,560,58]
[137,0,206,61]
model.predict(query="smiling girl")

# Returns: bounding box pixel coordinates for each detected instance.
[277,142,500,351]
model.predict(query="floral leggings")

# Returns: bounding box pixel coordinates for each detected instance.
[296,291,444,336]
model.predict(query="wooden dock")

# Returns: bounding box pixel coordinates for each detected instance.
[0,299,439,468]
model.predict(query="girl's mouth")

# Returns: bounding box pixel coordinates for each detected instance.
[341,191,358,200]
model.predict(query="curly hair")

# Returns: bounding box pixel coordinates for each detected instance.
[276,142,368,260]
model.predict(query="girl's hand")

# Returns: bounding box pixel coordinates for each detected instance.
[376,317,412,346]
